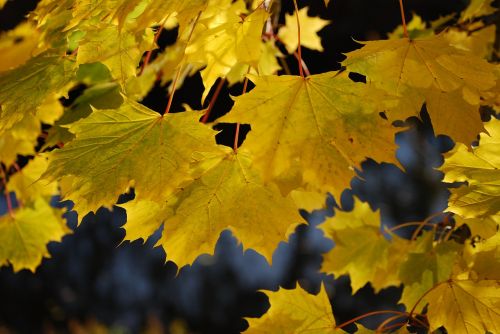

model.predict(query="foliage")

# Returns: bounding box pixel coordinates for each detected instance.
[0,0,499,332]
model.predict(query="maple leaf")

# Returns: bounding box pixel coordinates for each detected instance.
[134,0,208,34]
[9,155,59,204]
[0,198,70,272]
[43,98,220,218]
[185,5,268,100]
[0,53,76,134]
[440,118,500,219]
[121,148,302,267]
[398,232,463,308]
[244,284,342,333]
[278,7,330,53]
[343,34,497,144]
[320,198,412,293]
[77,24,154,85]
[218,72,400,200]
[424,278,500,334]
[460,0,497,22]
[0,22,42,72]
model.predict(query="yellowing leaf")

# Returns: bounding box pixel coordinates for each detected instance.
[278,7,330,53]
[44,98,220,218]
[244,284,340,333]
[387,14,431,40]
[122,149,302,267]
[398,233,463,307]
[185,7,268,100]
[456,215,500,240]
[460,0,497,22]
[134,0,207,34]
[343,34,497,144]
[0,53,76,134]
[320,199,407,293]
[0,22,42,72]
[9,155,59,203]
[218,72,399,199]
[444,25,496,60]
[424,279,500,334]
[77,24,154,85]
[0,198,70,272]
[440,118,500,219]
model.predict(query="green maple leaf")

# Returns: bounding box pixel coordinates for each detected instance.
[43,98,220,218]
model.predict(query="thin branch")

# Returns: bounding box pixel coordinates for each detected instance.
[398,0,409,38]
[291,0,304,77]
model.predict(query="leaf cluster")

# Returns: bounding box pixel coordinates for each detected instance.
[0,0,499,332]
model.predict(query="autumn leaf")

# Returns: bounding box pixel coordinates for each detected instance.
[440,118,500,219]
[244,284,342,333]
[43,98,220,218]
[185,5,268,100]
[320,198,413,293]
[218,72,400,200]
[398,233,463,308]
[424,278,500,334]
[343,34,497,144]
[121,148,303,267]
[0,198,70,272]
[278,7,330,53]
[0,52,76,134]
[77,23,154,85]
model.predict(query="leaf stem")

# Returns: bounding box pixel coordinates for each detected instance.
[335,310,407,329]
[387,222,437,233]
[164,12,201,115]
[139,16,168,75]
[201,78,226,123]
[292,0,305,77]
[233,69,251,152]
[375,314,407,333]
[398,0,409,38]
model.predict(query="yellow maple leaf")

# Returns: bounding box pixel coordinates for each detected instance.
[320,198,412,293]
[121,148,302,267]
[0,198,70,272]
[218,72,400,200]
[460,0,498,22]
[77,23,154,85]
[455,215,500,240]
[0,22,43,72]
[424,278,500,334]
[0,53,76,135]
[440,118,500,219]
[43,98,220,218]
[244,284,342,333]
[398,232,463,308]
[278,7,330,53]
[186,6,268,100]
[343,34,497,144]
[9,155,59,203]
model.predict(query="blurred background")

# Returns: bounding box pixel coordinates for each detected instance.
[0,0,497,333]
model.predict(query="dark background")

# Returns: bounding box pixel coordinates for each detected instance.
[0,0,495,333]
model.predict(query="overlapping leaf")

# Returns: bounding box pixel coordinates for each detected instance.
[219,72,400,199]
[43,98,220,217]
[320,199,414,293]
[0,53,76,134]
[0,199,69,272]
[440,118,500,219]
[343,34,497,144]
[121,148,302,267]
[244,284,341,333]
